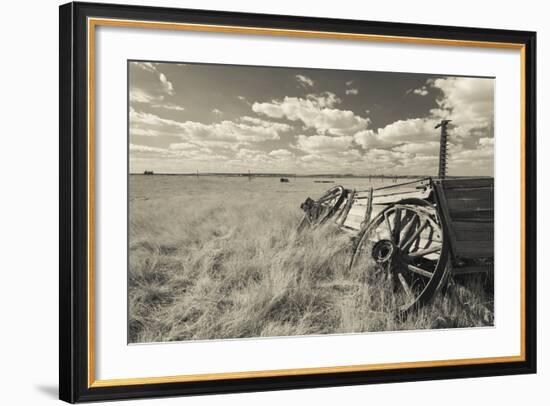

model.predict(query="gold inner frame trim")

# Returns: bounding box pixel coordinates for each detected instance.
[87,17,527,388]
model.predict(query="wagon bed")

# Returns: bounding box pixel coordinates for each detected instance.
[299,176,494,313]
[314,177,494,260]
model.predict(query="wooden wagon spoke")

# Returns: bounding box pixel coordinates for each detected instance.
[412,234,421,252]
[373,230,384,242]
[397,273,414,301]
[406,263,434,278]
[392,208,402,243]
[408,244,442,258]
[384,211,393,236]
[318,192,338,204]
[299,185,347,230]
[401,220,429,252]
[349,198,451,315]
[318,189,337,200]
[399,213,419,247]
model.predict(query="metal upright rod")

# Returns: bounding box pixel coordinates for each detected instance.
[435,119,452,179]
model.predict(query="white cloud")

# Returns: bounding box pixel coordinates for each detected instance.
[235,148,260,159]
[212,108,222,115]
[452,141,494,163]
[376,118,438,143]
[180,119,290,142]
[351,76,494,175]
[234,148,276,164]
[131,61,175,97]
[413,86,429,96]
[130,143,167,153]
[353,129,388,149]
[130,108,169,127]
[295,74,314,87]
[350,75,494,176]
[151,103,184,111]
[252,93,369,136]
[134,62,157,74]
[393,141,440,155]
[354,118,437,150]
[159,73,174,95]
[130,108,291,143]
[430,77,494,141]
[130,88,163,103]
[295,134,353,154]
[345,80,353,86]
[363,148,411,168]
[129,66,493,176]
[169,142,202,151]
[237,95,250,106]
[130,128,163,137]
[269,149,293,159]
[144,142,227,161]
[306,92,341,108]
[479,137,494,147]
[169,140,247,157]
[188,139,247,151]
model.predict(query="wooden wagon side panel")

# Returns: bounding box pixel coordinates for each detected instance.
[434,178,494,259]
[341,179,431,232]
[341,188,373,231]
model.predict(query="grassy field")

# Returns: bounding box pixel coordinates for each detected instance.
[129,175,494,343]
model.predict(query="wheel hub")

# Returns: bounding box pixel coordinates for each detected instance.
[372,239,397,264]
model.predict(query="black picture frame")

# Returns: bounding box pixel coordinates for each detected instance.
[59,1,537,403]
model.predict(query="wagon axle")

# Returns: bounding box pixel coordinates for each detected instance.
[372,239,396,264]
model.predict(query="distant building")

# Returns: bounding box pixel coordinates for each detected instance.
[144,170,154,175]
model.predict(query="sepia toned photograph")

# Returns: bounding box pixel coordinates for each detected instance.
[128,60,495,344]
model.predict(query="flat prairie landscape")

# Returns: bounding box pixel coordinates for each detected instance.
[129,175,494,343]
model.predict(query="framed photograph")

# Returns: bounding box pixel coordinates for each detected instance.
[59,1,536,403]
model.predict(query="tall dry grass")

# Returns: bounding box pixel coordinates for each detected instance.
[129,176,493,343]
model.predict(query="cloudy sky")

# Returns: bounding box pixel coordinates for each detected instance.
[129,61,494,176]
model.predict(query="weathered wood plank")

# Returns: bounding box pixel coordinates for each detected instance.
[433,182,458,258]
[354,190,373,199]
[371,190,430,205]
[361,187,374,228]
[451,265,493,275]
[340,226,358,234]
[439,177,494,189]
[444,187,493,200]
[372,188,422,198]
[372,177,430,191]
[370,207,384,221]
[335,190,355,226]
[344,213,364,223]
[348,205,366,215]
[448,212,494,221]
[342,221,362,231]
[453,221,494,242]
[446,197,493,213]
[454,240,494,258]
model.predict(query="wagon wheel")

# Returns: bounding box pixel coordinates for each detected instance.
[350,199,451,314]
[297,185,347,231]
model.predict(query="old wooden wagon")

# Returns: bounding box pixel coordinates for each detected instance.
[298,121,494,313]
[298,176,494,313]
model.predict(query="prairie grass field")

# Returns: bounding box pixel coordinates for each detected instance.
[129,175,494,343]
